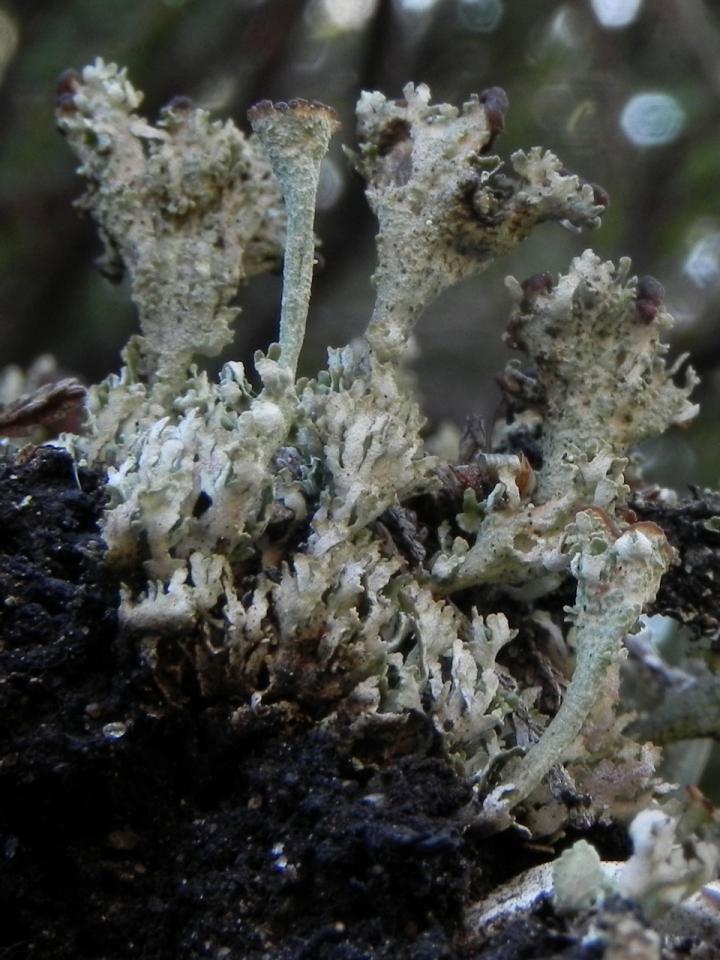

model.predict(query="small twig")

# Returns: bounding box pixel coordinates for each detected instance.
[0,378,85,437]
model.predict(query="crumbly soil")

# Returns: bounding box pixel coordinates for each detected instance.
[0,447,713,960]
[633,487,720,644]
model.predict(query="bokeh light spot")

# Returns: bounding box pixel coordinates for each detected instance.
[684,233,720,288]
[458,0,504,33]
[320,0,377,30]
[396,0,438,11]
[545,5,590,50]
[620,92,685,146]
[0,7,19,85]
[316,158,344,211]
[590,0,643,28]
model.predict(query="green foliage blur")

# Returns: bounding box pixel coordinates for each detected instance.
[1,0,719,486]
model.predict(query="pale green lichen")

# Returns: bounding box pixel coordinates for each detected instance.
[354,83,605,361]
[618,809,718,914]
[552,839,609,915]
[56,59,284,401]
[248,98,339,376]
[433,250,698,596]
[504,252,699,502]
[48,61,719,888]
[552,808,719,919]
[472,805,720,941]
[482,510,674,826]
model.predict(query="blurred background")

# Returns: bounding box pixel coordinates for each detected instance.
[1,0,719,485]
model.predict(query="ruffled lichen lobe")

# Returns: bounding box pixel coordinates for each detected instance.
[434,250,698,596]
[55,58,284,392]
[355,83,605,360]
[504,250,699,502]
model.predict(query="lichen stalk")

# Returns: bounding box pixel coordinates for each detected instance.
[249,99,339,376]
[482,512,674,822]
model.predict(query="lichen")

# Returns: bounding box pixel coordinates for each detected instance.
[482,510,674,826]
[552,807,719,919]
[56,59,285,407]
[354,83,605,361]
[44,58,719,905]
[248,98,339,376]
[432,250,698,596]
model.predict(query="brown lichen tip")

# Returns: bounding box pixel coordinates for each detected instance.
[479,86,509,148]
[247,98,340,152]
[520,272,554,310]
[158,95,195,128]
[55,93,78,116]
[164,95,194,112]
[615,519,677,568]
[590,181,610,208]
[635,274,665,323]
[55,68,82,116]
[56,68,81,97]
[248,97,339,128]
[630,519,671,541]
